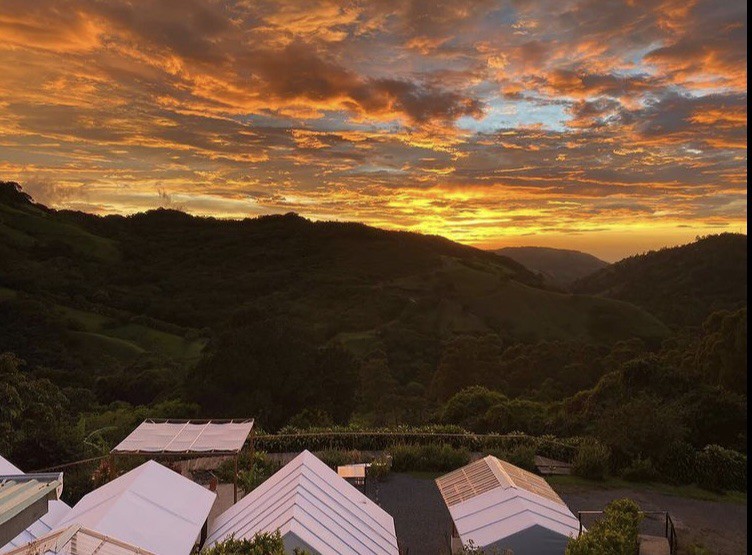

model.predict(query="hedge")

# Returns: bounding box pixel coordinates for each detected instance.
[254,425,580,462]
[252,427,747,492]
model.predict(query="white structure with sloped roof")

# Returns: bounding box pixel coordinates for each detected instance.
[206,450,399,555]
[2,524,157,555]
[56,460,215,555]
[436,455,580,555]
[0,455,70,553]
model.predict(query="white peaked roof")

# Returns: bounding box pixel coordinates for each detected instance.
[2,524,156,555]
[206,450,399,555]
[0,455,71,553]
[436,456,580,548]
[56,460,215,555]
[0,457,22,475]
[112,419,254,454]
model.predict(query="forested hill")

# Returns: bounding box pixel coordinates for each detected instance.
[0,180,667,351]
[495,246,608,288]
[574,234,747,326]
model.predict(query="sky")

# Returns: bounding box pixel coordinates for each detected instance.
[0,0,747,261]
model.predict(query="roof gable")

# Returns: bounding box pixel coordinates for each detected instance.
[207,451,398,555]
[57,461,215,555]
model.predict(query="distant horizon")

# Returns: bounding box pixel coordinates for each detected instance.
[0,0,746,265]
[8,180,744,263]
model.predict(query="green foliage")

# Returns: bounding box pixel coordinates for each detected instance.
[574,234,747,327]
[572,438,610,480]
[287,408,333,429]
[0,352,86,468]
[201,532,310,554]
[620,456,658,482]
[483,399,550,435]
[695,444,747,492]
[566,498,642,555]
[441,386,507,430]
[488,444,537,472]
[188,314,358,430]
[315,449,364,469]
[389,443,470,472]
[215,451,279,493]
[656,441,698,485]
[368,453,392,481]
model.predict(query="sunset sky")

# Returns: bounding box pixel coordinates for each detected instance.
[0,0,746,260]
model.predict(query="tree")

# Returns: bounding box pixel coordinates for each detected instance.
[357,353,399,425]
[441,386,506,431]
[0,352,84,468]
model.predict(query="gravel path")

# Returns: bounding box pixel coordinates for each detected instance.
[369,474,453,555]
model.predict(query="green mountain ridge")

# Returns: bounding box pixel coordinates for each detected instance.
[0,181,668,356]
[495,246,609,288]
[573,233,747,327]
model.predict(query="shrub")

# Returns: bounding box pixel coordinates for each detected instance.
[315,449,363,469]
[656,441,697,485]
[390,443,470,472]
[620,456,658,482]
[488,444,537,472]
[216,451,279,493]
[368,453,392,481]
[566,498,642,555]
[695,444,747,492]
[201,532,310,554]
[572,438,610,480]
[287,408,333,429]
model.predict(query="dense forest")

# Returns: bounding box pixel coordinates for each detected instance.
[0,181,747,483]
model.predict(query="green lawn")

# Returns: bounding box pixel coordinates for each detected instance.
[547,475,747,504]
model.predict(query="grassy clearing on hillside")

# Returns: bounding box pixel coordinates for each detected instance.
[0,203,119,261]
[61,307,205,362]
[547,475,747,504]
[1,291,206,363]
[68,331,145,362]
[389,262,669,343]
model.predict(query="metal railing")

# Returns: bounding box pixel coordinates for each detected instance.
[577,510,678,554]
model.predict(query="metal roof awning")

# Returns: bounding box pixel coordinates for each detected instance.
[3,524,157,555]
[110,419,254,455]
[0,473,63,547]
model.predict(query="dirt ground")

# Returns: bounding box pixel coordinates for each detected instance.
[557,485,747,555]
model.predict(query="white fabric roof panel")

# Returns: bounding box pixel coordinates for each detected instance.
[436,456,580,549]
[0,457,22,475]
[0,455,71,553]
[206,450,399,555]
[112,420,254,454]
[2,524,157,555]
[56,460,215,555]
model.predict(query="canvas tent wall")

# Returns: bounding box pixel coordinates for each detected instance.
[436,455,580,555]
[0,455,70,553]
[56,460,215,555]
[111,419,254,502]
[206,450,399,555]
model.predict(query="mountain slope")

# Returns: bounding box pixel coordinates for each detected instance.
[495,246,609,287]
[0,181,669,378]
[573,234,747,326]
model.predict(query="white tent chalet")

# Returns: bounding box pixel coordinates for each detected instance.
[56,460,215,555]
[206,450,399,555]
[2,524,157,555]
[0,455,71,553]
[436,455,580,555]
